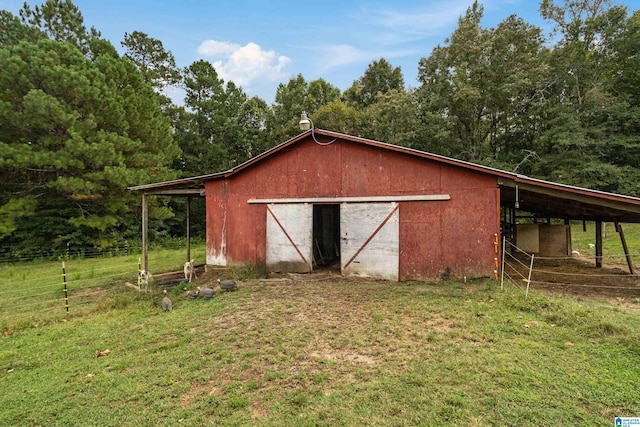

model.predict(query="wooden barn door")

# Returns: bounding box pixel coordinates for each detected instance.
[340,202,399,281]
[266,204,313,273]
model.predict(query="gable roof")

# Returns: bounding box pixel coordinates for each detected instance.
[129,129,640,223]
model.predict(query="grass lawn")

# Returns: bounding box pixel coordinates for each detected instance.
[572,221,640,266]
[0,245,207,332]
[1,269,639,426]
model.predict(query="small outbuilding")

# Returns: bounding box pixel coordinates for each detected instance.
[130,129,640,281]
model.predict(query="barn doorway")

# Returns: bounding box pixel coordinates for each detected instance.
[312,204,341,269]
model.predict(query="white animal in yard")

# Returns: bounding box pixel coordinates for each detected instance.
[139,270,150,287]
[162,289,172,312]
[184,259,197,283]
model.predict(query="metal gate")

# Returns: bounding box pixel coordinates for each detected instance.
[266,203,313,273]
[340,202,399,280]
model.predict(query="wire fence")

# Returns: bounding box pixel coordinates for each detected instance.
[0,244,206,334]
[0,242,142,265]
[0,256,146,332]
[501,237,640,298]
[0,241,207,334]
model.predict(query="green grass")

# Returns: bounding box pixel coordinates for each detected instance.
[572,221,640,266]
[0,245,206,333]
[1,267,639,426]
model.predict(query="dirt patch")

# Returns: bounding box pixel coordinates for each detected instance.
[179,257,640,303]
[308,349,378,365]
[249,399,268,419]
[198,272,457,380]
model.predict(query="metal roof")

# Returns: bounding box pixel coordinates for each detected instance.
[129,129,640,222]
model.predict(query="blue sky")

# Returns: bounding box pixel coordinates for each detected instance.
[2,0,635,104]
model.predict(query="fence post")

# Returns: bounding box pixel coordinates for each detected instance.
[493,233,499,280]
[525,254,535,298]
[501,236,506,290]
[137,257,142,290]
[62,261,69,313]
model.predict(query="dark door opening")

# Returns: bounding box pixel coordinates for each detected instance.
[312,204,341,269]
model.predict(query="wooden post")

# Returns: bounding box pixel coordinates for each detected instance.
[511,206,516,255]
[595,220,603,268]
[525,254,535,298]
[500,235,506,290]
[62,261,69,313]
[493,233,499,280]
[186,196,191,262]
[615,222,635,275]
[142,193,148,273]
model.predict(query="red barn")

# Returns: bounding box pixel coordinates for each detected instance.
[131,129,640,281]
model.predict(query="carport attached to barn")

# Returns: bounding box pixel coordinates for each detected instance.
[498,174,640,273]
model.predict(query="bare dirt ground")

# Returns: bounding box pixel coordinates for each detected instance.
[189,257,640,305]
[505,254,640,301]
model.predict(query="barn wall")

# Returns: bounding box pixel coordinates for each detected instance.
[398,174,498,280]
[516,224,571,256]
[205,181,228,265]
[205,137,500,280]
[539,224,571,257]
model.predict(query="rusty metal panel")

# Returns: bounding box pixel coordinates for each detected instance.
[341,202,399,280]
[205,188,227,266]
[439,187,498,278]
[399,202,443,280]
[225,195,262,264]
[266,203,313,273]
[342,148,390,196]
[398,187,499,280]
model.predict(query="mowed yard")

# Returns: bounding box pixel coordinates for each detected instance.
[1,269,640,426]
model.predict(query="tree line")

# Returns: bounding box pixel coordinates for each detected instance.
[0,0,638,256]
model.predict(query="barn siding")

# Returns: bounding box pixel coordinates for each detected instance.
[205,181,228,266]
[205,137,499,280]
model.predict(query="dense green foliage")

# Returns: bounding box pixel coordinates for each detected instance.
[1,0,638,255]
[0,24,179,253]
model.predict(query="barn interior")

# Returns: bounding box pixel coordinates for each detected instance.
[312,204,341,269]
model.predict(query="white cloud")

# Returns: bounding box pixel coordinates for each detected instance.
[197,40,241,56]
[197,39,291,88]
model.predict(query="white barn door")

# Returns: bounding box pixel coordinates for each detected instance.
[266,204,313,273]
[340,202,399,281]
